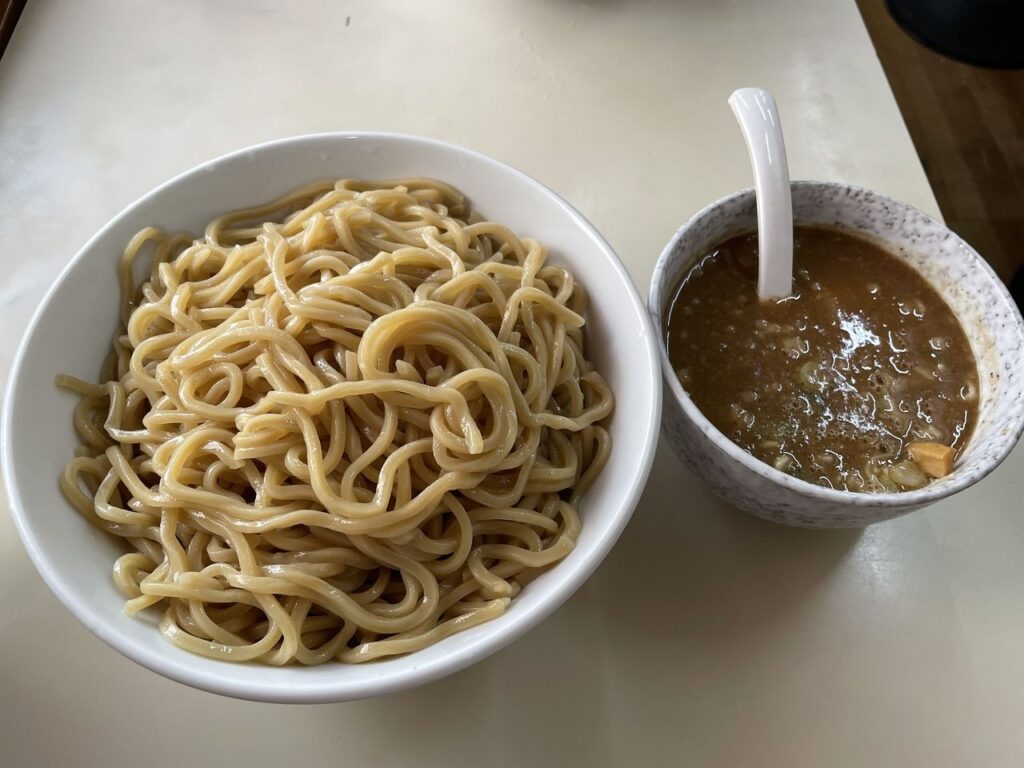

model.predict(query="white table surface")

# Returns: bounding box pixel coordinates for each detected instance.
[2,2,1022,766]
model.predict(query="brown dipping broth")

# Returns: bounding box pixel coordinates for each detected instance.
[666,226,979,493]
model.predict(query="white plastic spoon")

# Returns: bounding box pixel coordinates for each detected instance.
[728,87,793,301]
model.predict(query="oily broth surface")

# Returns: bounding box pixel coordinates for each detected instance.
[666,226,979,493]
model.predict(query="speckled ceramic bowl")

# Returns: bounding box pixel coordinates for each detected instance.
[649,182,1024,528]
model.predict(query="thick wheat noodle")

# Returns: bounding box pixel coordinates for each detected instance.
[59,178,614,665]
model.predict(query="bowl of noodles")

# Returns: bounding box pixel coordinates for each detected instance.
[2,133,660,702]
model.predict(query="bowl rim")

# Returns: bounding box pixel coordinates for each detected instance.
[1,131,662,703]
[649,180,1024,508]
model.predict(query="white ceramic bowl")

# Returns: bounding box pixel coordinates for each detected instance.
[650,182,1024,528]
[2,133,661,702]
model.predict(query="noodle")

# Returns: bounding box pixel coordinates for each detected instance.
[59,178,613,665]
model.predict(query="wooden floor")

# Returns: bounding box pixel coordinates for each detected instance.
[856,0,1024,292]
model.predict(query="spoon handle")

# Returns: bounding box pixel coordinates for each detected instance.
[728,88,793,300]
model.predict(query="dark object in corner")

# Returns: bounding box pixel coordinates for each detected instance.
[1011,266,1024,312]
[887,0,1024,69]
[0,0,28,62]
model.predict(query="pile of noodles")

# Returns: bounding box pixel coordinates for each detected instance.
[60,178,613,664]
